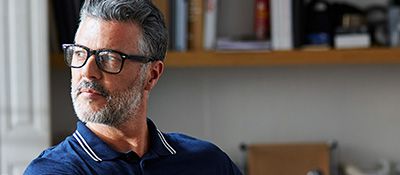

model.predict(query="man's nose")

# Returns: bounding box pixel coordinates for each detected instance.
[81,55,102,80]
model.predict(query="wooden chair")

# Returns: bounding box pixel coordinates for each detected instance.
[247,143,331,175]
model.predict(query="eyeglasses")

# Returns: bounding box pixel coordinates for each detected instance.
[62,44,153,74]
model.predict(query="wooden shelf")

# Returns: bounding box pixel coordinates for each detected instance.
[165,48,400,67]
[51,48,400,69]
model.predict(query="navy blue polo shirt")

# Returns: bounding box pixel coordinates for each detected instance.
[24,119,242,175]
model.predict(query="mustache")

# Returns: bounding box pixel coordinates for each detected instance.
[75,80,109,97]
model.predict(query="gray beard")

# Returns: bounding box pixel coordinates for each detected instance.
[71,75,145,127]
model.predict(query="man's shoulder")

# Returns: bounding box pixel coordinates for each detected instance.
[164,132,227,158]
[162,132,243,174]
[24,137,82,175]
[166,133,216,147]
[24,156,80,175]
[36,137,77,161]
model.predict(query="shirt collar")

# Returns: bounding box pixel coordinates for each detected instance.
[147,118,177,156]
[72,118,176,162]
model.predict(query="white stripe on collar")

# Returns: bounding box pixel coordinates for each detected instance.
[73,131,103,162]
[157,129,177,155]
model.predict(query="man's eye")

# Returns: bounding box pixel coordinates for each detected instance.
[73,50,86,58]
[101,55,116,61]
[99,52,122,62]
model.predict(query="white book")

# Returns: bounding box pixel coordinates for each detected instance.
[203,0,218,50]
[334,33,371,49]
[175,0,189,51]
[216,38,271,50]
[271,0,293,50]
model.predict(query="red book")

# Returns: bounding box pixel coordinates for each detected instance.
[254,0,270,40]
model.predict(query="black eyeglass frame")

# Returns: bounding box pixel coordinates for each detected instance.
[62,44,154,74]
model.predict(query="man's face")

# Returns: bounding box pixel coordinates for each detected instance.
[70,17,147,127]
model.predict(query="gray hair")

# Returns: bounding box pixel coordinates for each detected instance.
[79,0,168,61]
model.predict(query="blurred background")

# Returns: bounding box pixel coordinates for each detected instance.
[4,0,400,174]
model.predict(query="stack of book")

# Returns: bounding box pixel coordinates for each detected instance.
[154,0,218,51]
[50,0,299,52]
[153,0,297,52]
[55,0,374,53]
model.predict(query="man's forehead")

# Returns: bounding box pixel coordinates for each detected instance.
[75,18,141,53]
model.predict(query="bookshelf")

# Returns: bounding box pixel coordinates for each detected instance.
[51,47,400,69]
[166,48,400,67]
[50,0,400,69]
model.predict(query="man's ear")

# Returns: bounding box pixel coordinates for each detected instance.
[144,60,164,91]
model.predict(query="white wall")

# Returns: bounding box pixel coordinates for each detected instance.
[148,65,400,169]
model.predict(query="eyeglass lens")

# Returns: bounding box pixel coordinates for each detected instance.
[65,45,124,73]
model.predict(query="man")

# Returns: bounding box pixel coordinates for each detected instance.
[24,0,242,174]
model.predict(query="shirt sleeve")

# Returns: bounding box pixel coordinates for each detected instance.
[24,158,81,175]
[229,159,243,175]
[211,144,244,175]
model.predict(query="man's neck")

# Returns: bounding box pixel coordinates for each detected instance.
[86,117,149,157]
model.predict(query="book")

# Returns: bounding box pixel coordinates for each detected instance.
[188,0,204,50]
[334,33,371,49]
[216,38,271,51]
[292,0,306,48]
[388,5,400,47]
[169,0,176,50]
[203,0,218,50]
[175,0,189,51]
[271,0,293,50]
[254,0,270,40]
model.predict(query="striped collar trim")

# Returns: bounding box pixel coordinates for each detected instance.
[73,131,103,162]
[156,129,177,155]
[72,120,177,162]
